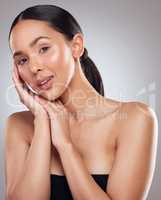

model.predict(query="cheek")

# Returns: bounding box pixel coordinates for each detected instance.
[49,50,59,63]
[50,44,71,63]
[47,45,72,72]
[46,48,62,73]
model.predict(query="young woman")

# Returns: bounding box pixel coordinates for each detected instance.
[5,4,158,200]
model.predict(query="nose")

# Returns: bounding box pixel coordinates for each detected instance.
[28,54,44,74]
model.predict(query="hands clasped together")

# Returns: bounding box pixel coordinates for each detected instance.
[12,64,72,151]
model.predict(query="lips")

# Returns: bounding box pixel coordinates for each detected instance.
[37,75,54,90]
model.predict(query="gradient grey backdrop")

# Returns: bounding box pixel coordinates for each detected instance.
[1,0,160,199]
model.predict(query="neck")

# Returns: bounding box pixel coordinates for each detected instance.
[58,61,106,122]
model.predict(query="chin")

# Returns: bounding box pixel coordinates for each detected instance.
[38,89,61,102]
[37,80,69,102]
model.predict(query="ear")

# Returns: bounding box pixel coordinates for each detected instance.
[71,33,85,60]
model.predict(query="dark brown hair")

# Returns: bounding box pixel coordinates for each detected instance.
[9,4,104,96]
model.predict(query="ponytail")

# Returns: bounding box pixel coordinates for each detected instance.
[80,48,104,96]
[9,4,105,96]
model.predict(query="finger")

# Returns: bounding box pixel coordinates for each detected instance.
[12,64,29,93]
[12,65,22,86]
[44,104,56,120]
[57,100,63,105]
[36,97,56,118]
[56,100,67,113]
[12,64,43,112]
[12,71,24,93]
[14,65,19,79]
[48,101,60,113]
[54,100,62,109]
[35,96,49,106]
[54,99,64,108]
[23,83,32,93]
[48,101,60,112]
[53,101,68,118]
[57,100,65,108]
[12,69,34,104]
[12,71,25,93]
[13,62,20,80]
[12,63,25,85]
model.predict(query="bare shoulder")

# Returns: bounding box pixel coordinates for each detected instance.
[116,101,158,143]
[104,97,156,119]
[121,101,157,124]
[103,97,158,143]
[123,101,156,116]
[5,110,34,143]
[105,100,158,199]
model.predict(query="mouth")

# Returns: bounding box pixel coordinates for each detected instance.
[37,75,54,90]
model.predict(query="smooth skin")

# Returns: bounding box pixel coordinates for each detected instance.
[5,19,158,200]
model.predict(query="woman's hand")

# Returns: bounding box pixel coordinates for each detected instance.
[12,64,48,119]
[36,97,72,149]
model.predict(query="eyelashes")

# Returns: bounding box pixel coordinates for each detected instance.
[39,46,50,53]
[17,58,27,66]
[16,46,50,66]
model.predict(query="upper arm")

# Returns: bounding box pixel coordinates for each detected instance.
[4,112,32,195]
[106,102,158,200]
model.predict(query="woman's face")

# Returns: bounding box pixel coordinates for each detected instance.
[9,19,76,100]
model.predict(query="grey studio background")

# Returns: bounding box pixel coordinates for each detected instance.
[1,0,161,199]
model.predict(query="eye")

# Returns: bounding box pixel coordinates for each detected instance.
[17,58,27,66]
[39,46,50,53]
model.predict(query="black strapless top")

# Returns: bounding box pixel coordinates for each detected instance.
[50,173,109,200]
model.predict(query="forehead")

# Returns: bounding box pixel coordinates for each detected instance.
[10,19,64,52]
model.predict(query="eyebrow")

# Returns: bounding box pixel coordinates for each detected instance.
[13,36,51,58]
